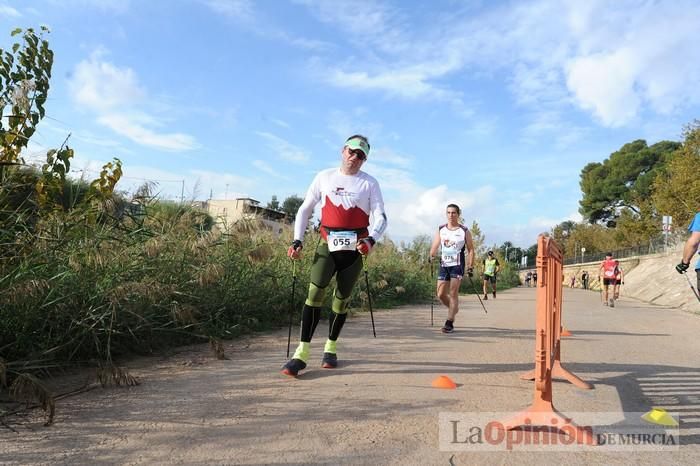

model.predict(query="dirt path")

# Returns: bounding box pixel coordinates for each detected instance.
[2,287,700,465]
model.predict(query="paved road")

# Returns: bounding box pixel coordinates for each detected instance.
[2,287,700,465]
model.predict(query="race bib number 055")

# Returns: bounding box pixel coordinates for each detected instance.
[328,231,358,252]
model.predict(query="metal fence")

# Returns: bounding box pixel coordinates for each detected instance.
[561,234,683,266]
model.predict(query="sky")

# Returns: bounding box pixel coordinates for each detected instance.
[1,0,699,247]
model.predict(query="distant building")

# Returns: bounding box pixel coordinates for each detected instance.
[203,197,287,235]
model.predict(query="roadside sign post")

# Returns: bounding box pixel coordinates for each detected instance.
[662,216,673,251]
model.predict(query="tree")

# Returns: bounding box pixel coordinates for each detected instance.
[652,121,700,230]
[469,220,486,257]
[0,27,123,248]
[497,241,513,262]
[579,139,680,224]
[612,206,661,247]
[525,243,538,267]
[281,194,304,223]
[550,220,577,257]
[402,234,431,264]
[266,195,280,211]
[1,27,55,175]
[566,223,617,257]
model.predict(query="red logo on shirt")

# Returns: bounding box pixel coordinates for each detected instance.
[321,195,368,229]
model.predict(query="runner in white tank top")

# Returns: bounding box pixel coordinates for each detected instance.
[429,204,474,334]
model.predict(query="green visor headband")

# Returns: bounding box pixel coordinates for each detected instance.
[345,137,370,157]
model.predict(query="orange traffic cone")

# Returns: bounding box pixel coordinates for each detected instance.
[432,375,457,389]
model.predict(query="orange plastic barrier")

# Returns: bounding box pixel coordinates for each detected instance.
[498,235,594,445]
[519,238,592,390]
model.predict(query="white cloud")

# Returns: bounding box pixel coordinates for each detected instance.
[369,147,412,168]
[68,52,197,152]
[202,0,332,51]
[566,49,641,127]
[295,0,410,54]
[300,0,471,105]
[190,169,258,200]
[256,131,310,163]
[98,114,196,152]
[519,109,590,148]
[72,131,122,148]
[383,183,496,245]
[252,159,289,179]
[566,2,700,125]
[270,118,290,129]
[365,147,586,247]
[326,109,385,145]
[70,54,145,112]
[0,4,21,17]
[500,210,584,247]
[47,0,131,13]
[323,66,457,101]
[364,164,416,193]
[302,0,700,128]
[365,159,499,244]
[511,0,700,126]
[200,0,254,22]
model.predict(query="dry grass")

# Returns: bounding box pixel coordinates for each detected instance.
[209,339,227,360]
[0,357,6,387]
[9,373,55,426]
[96,364,139,388]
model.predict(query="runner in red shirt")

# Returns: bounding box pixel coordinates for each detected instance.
[613,264,624,300]
[599,252,619,307]
[283,134,387,377]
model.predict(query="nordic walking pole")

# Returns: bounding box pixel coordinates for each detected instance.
[682,272,700,302]
[467,274,488,314]
[363,255,377,338]
[286,260,297,358]
[429,258,434,326]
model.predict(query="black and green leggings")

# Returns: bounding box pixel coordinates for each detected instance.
[306,241,363,311]
[299,240,363,343]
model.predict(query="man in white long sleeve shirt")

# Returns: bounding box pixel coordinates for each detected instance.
[283,134,388,377]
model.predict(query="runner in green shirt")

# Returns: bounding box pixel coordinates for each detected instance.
[482,251,500,300]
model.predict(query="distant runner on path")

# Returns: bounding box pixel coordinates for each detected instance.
[614,264,624,300]
[429,204,474,334]
[599,252,620,307]
[482,251,500,300]
[283,135,388,377]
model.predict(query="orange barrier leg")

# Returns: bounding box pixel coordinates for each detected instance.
[521,361,593,390]
[551,360,592,390]
[499,399,596,445]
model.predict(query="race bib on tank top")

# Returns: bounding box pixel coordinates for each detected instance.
[439,224,467,267]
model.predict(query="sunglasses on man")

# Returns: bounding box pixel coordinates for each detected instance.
[348,148,367,161]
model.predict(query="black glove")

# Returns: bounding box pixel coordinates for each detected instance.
[357,236,375,255]
[287,240,303,258]
[466,267,474,278]
[676,261,690,274]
